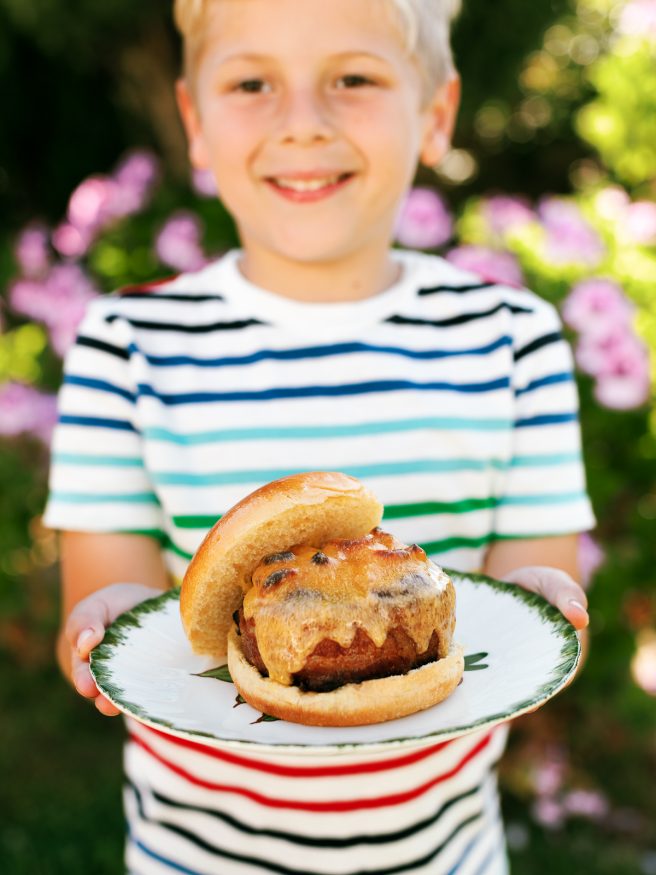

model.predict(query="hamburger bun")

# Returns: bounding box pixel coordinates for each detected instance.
[181,471,383,659]
[180,471,464,726]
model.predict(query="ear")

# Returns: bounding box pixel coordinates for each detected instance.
[175,78,211,170]
[418,74,461,169]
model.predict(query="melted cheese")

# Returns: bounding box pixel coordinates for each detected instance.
[242,528,456,685]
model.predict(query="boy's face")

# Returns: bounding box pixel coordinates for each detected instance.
[177,0,459,272]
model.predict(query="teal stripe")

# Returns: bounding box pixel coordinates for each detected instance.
[142,417,512,446]
[151,459,509,487]
[499,491,586,506]
[50,492,160,504]
[53,453,145,468]
[509,452,581,467]
[150,452,585,487]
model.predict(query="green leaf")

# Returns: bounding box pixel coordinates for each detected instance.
[464,652,489,671]
[252,713,280,723]
[194,665,232,682]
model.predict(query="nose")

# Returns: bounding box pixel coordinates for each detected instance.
[275,86,334,145]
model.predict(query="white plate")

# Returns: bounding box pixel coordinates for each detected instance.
[90,570,579,755]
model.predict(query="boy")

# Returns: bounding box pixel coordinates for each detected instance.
[47,1,594,872]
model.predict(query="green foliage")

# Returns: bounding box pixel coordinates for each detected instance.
[577,40,656,186]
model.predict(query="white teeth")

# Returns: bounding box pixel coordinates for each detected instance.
[273,175,344,192]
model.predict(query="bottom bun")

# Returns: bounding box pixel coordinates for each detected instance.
[227,627,465,727]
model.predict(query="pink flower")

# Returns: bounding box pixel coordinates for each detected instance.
[563,789,609,821]
[538,197,605,267]
[9,264,99,358]
[483,195,535,238]
[618,0,656,38]
[532,797,565,830]
[534,759,566,797]
[575,324,646,378]
[52,152,160,257]
[111,149,160,217]
[562,279,635,337]
[594,371,651,410]
[578,533,605,590]
[0,382,58,445]
[14,224,51,278]
[67,175,117,234]
[445,245,525,288]
[394,187,453,249]
[155,212,207,272]
[625,201,656,246]
[51,222,93,259]
[192,167,219,198]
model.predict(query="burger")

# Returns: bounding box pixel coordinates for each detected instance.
[180,471,464,726]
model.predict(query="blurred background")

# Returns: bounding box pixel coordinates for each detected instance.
[1,0,655,871]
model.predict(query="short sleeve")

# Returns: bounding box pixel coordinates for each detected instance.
[493,295,596,538]
[42,298,165,538]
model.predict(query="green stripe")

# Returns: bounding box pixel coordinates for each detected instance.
[162,526,584,566]
[384,498,497,519]
[173,514,223,529]
[51,492,160,504]
[420,534,494,554]
[170,492,585,530]
[143,417,512,445]
[54,453,145,468]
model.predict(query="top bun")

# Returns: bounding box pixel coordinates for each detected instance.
[180,471,383,659]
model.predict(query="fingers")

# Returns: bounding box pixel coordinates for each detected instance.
[94,695,121,717]
[503,566,590,631]
[64,598,108,656]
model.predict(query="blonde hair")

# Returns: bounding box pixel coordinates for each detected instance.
[174,0,461,104]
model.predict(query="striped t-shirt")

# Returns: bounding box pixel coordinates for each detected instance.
[44,246,594,875]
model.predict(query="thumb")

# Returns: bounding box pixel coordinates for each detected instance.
[64,597,112,659]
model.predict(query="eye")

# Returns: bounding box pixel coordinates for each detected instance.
[337,74,376,89]
[234,79,270,94]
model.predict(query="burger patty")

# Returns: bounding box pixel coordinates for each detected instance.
[236,609,440,693]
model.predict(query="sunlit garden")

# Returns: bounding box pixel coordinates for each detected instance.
[1,0,655,871]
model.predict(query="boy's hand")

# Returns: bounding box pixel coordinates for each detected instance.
[501,566,589,631]
[63,582,166,716]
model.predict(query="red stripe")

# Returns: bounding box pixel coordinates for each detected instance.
[127,730,492,812]
[140,724,456,777]
[119,274,179,294]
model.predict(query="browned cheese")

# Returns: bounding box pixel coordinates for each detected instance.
[241,527,456,685]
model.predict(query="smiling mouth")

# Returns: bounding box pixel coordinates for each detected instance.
[266,172,355,193]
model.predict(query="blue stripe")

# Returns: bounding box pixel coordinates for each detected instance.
[142,416,513,445]
[515,371,572,396]
[446,830,483,875]
[58,414,137,433]
[130,836,202,875]
[63,375,510,405]
[150,459,509,487]
[135,378,510,405]
[516,413,578,427]
[126,336,513,367]
[64,375,136,402]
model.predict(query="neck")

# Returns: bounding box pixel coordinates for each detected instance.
[236,244,403,304]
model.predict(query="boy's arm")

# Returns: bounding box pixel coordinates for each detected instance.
[482,534,588,629]
[57,531,171,716]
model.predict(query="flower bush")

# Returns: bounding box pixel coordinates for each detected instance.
[1,0,655,871]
